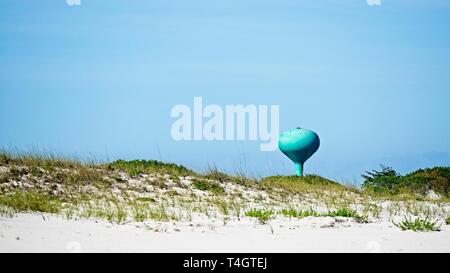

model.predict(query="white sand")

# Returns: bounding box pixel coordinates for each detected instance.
[1,213,449,253]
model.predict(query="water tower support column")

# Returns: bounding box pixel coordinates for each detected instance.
[295,163,303,177]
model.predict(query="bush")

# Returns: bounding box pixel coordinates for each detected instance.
[362,165,450,197]
[403,167,450,196]
[362,165,402,191]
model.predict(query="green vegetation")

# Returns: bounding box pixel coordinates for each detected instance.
[326,207,359,218]
[1,150,449,228]
[0,191,62,214]
[280,208,320,218]
[0,150,110,194]
[193,179,225,194]
[108,159,194,177]
[280,207,367,222]
[362,165,450,198]
[0,190,181,223]
[0,150,86,171]
[446,217,450,225]
[245,209,274,222]
[129,201,178,222]
[260,175,346,194]
[394,217,441,232]
[326,208,368,223]
[203,166,255,187]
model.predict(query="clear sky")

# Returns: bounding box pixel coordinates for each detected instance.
[1,0,450,183]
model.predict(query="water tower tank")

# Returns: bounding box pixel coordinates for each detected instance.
[279,127,320,176]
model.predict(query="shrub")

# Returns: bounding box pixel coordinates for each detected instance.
[403,167,450,196]
[362,165,402,192]
[362,165,450,197]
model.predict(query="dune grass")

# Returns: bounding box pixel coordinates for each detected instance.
[107,159,194,178]
[326,208,369,223]
[0,149,87,170]
[202,166,256,187]
[0,191,62,214]
[280,208,320,218]
[193,179,225,194]
[394,216,441,232]
[245,209,274,223]
[0,189,182,224]
[1,150,449,228]
[279,207,368,222]
[260,175,348,195]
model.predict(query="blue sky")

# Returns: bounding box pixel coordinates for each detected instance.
[1,0,450,183]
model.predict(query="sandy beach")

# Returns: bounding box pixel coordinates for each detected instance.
[1,213,449,253]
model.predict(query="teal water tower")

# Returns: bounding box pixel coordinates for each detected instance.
[279,127,320,176]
